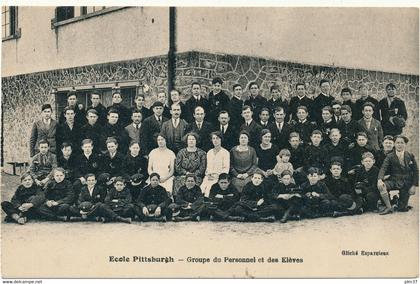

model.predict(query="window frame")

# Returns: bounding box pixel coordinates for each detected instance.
[2,6,21,42]
[51,6,128,29]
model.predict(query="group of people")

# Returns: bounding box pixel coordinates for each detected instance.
[2,77,418,225]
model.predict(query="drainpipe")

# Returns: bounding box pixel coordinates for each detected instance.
[167,7,176,95]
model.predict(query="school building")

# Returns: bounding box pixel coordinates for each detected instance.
[1,6,419,168]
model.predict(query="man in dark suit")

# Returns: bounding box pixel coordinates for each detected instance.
[79,109,103,153]
[160,103,188,153]
[100,109,129,154]
[240,105,263,148]
[217,110,238,151]
[185,82,210,123]
[56,107,81,156]
[59,91,87,127]
[268,106,291,150]
[378,135,418,214]
[378,83,408,136]
[207,77,230,125]
[157,92,171,119]
[356,102,383,152]
[337,105,358,148]
[312,79,334,124]
[289,83,312,123]
[244,81,268,121]
[169,89,187,120]
[228,83,244,128]
[86,92,108,126]
[131,93,152,120]
[354,84,379,121]
[267,84,290,123]
[258,107,271,129]
[106,91,132,127]
[186,106,214,152]
[140,101,168,155]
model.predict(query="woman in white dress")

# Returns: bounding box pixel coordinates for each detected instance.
[148,134,176,194]
[201,131,230,197]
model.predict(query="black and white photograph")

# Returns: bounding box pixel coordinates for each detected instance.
[0,2,419,280]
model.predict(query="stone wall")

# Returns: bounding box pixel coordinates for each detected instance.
[2,50,419,164]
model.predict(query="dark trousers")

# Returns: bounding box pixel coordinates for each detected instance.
[1,201,40,220]
[38,203,72,220]
[168,202,206,218]
[107,204,136,218]
[69,202,120,220]
[301,197,334,218]
[229,203,278,221]
[134,205,171,221]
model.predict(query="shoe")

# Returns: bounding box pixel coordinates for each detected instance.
[227,216,245,222]
[56,216,69,222]
[333,211,349,218]
[161,216,167,222]
[397,207,411,212]
[288,214,301,221]
[17,217,26,225]
[195,215,200,222]
[209,215,214,221]
[69,216,84,222]
[379,207,394,215]
[259,216,276,222]
[280,217,288,223]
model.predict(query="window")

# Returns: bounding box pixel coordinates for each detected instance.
[81,6,107,15]
[53,6,124,28]
[2,6,19,40]
[55,7,75,22]
[55,87,137,120]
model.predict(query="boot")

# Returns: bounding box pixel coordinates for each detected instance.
[116,216,132,224]
[379,207,394,215]
[10,213,26,225]
[226,216,245,222]
[56,215,69,222]
[280,207,292,223]
[258,216,276,222]
[379,192,393,215]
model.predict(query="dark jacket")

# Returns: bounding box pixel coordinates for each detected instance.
[378,151,418,187]
[175,185,204,206]
[354,166,380,195]
[228,96,244,127]
[324,175,355,198]
[107,103,132,127]
[56,122,81,153]
[218,123,238,151]
[100,151,125,177]
[100,123,129,153]
[208,183,241,210]
[304,144,328,173]
[77,185,107,205]
[44,180,75,205]
[74,152,102,179]
[337,119,358,146]
[300,181,333,199]
[10,185,45,208]
[105,187,132,210]
[289,95,313,122]
[140,115,169,154]
[240,120,263,149]
[57,155,77,181]
[185,96,210,123]
[378,97,408,136]
[186,121,215,152]
[290,119,318,145]
[312,93,334,123]
[244,95,268,121]
[267,121,291,150]
[79,123,103,152]
[123,154,148,177]
[136,185,171,209]
[87,103,108,126]
[208,90,230,125]
[240,182,270,209]
[30,119,58,157]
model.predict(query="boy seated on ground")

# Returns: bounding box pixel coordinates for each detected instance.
[324,161,362,217]
[300,167,335,219]
[38,168,74,221]
[29,139,57,187]
[70,174,131,223]
[104,177,135,223]
[270,170,303,223]
[207,173,241,221]
[134,173,171,222]
[229,171,277,222]
[350,152,381,213]
[1,173,45,225]
[169,174,205,221]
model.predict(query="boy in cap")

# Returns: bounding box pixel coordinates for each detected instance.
[29,139,57,188]
[377,135,418,213]
[134,173,172,222]
[38,168,74,221]
[169,174,205,221]
[104,176,135,222]
[207,77,230,125]
[1,172,45,224]
[30,103,57,157]
[140,101,168,154]
[207,173,241,221]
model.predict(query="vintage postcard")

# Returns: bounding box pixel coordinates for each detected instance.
[1,2,419,280]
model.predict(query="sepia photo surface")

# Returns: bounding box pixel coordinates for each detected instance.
[1,5,419,279]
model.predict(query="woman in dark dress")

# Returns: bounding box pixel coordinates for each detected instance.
[256,129,279,177]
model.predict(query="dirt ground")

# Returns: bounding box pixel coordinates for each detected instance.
[1,172,418,279]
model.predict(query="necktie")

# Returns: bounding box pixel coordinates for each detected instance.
[198,123,201,130]
[221,125,225,134]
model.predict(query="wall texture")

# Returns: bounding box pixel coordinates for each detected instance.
[177,7,419,75]
[2,51,419,164]
[1,7,169,77]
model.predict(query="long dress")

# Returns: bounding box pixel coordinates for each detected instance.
[230,146,258,192]
[174,148,207,195]
[200,147,230,197]
[148,147,176,194]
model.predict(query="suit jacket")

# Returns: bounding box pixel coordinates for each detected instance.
[101,123,129,153]
[312,93,334,123]
[59,105,87,127]
[228,96,244,127]
[218,123,238,151]
[186,121,215,152]
[79,123,103,152]
[44,180,74,205]
[378,97,408,136]
[56,122,81,153]
[30,119,58,157]
[240,120,263,149]
[185,96,210,123]
[378,151,418,187]
[106,103,132,127]
[244,95,268,121]
[207,90,230,125]
[87,103,108,126]
[289,96,313,122]
[100,151,125,177]
[125,123,142,145]
[160,118,189,153]
[354,96,379,121]
[140,115,169,154]
[29,152,57,179]
[356,118,383,151]
[268,121,291,150]
[77,185,107,205]
[74,152,102,179]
